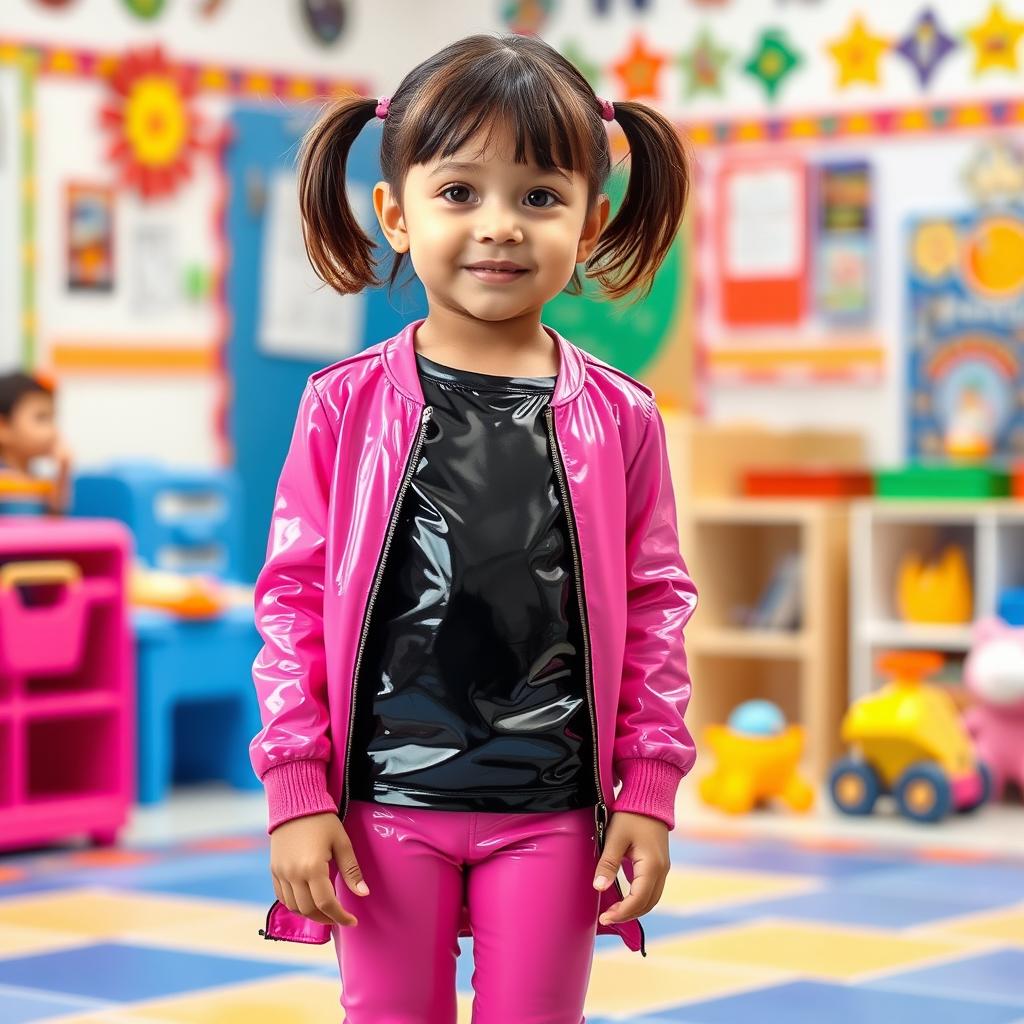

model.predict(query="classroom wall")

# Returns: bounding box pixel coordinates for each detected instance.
[3,0,1022,470]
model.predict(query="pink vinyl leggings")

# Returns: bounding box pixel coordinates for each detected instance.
[331,799,603,1023]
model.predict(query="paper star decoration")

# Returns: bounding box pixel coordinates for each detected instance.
[678,27,730,97]
[561,39,602,89]
[894,8,957,88]
[827,15,890,88]
[611,33,667,100]
[743,28,801,100]
[965,2,1024,74]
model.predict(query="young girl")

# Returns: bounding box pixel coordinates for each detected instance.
[251,31,697,1023]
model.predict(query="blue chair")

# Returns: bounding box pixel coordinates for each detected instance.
[72,461,261,803]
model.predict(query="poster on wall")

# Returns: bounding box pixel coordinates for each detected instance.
[907,211,1024,460]
[66,183,114,291]
[716,156,807,326]
[814,160,871,324]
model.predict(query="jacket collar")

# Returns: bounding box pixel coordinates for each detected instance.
[381,316,585,408]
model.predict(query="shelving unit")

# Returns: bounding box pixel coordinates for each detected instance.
[0,518,134,851]
[665,414,865,782]
[849,499,1024,703]
[683,498,850,779]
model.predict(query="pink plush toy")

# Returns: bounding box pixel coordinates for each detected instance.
[963,617,1024,800]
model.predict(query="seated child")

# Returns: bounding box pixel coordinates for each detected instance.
[0,371,72,514]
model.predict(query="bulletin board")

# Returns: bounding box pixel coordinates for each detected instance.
[0,36,367,468]
[691,100,1024,398]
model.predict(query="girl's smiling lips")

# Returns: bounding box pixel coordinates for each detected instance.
[464,259,530,283]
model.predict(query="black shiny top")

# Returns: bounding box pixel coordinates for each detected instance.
[348,351,598,812]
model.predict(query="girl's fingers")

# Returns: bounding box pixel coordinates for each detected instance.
[279,877,299,914]
[599,871,655,924]
[271,874,284,905]
[308,873,358,927]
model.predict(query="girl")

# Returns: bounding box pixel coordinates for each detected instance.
[251,31,697,1024]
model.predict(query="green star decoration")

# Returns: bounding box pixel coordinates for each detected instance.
[678,27,731,97]
[560,39,602,90]
[743,28,801,100]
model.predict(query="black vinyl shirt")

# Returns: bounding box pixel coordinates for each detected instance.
[348,352,598,813]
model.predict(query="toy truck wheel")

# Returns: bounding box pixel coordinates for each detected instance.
[829,758,880,816]
[894,763,951,823]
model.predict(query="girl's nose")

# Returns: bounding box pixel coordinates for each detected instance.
[473,206,524,245]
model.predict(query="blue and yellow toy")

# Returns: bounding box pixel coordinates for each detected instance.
[699,700,815,815]
[829,651,990,823]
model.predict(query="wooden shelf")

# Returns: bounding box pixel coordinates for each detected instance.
[859,620,974,650]
[690,628,809,659]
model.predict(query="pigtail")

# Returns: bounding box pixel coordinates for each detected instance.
[296,94,382,295]
[587,100,692,305]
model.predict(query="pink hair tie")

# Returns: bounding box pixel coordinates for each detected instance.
[598,97,615,122]
[375,95,391,119]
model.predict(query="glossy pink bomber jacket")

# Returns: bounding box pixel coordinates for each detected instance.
[250,317,698,955]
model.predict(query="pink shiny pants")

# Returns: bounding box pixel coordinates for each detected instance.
[332,799,602,1023]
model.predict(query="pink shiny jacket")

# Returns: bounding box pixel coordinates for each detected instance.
[250,317,697,955]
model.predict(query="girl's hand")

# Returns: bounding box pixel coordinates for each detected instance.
[592,811,670,925]
[270,812,368,927]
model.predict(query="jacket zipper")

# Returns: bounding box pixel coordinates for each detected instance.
[545,404,646,957]
[543,406,606,838]
[339,403,434,825]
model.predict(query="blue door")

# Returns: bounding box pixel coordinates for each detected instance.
[225,106,425,579]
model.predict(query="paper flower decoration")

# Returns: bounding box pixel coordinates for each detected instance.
[502,0,556,34]
[100,46,201,199]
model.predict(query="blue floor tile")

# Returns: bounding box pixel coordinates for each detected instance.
[0,986,106,1023]
[0,943,298,1002]
[674,979,1024,1024]
[870,950,1024,1007]
[843,862,1024,904]
[711,886,1007,928]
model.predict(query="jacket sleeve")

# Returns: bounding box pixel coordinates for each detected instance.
[249,380,340,833]
[610,398,698,832]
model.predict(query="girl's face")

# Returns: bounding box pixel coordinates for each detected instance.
[374,127,609,323]
[0,392,57,461]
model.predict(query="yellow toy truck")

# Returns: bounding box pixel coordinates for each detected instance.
[829,651,990,823]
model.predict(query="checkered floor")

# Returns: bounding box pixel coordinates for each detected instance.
[0,828,1023,1022]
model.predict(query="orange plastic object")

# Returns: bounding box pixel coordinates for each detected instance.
[876,650,943,680]
[897,545,973,624]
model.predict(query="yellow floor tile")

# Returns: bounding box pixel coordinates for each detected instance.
[0,888,232,939]
[125,975,343,1023]
[653,919,968,980]
[0,923,92,958]
[658,867,818,912]
[584,950,788,1015]
[122,904,337,967]
[927,905,1024,946]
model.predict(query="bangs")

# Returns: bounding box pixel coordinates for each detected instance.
[401,58,599,179]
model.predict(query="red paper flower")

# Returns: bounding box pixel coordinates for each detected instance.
[100,46,201,199]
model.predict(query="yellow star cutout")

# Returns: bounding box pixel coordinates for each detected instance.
[827,15,890,87]
[966,2,1024,73]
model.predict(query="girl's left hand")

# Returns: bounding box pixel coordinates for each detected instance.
[592,811,670,925]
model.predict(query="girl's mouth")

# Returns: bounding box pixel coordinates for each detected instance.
[465,267,529,283]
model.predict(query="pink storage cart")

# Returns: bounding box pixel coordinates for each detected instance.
[0,518,134,850]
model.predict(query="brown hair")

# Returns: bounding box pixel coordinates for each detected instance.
[298,32,690,305]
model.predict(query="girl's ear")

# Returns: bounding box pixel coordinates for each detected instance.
[373,181,409,254]
[576,193,610,263]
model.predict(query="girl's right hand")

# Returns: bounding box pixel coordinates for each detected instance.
[270,812,368,927]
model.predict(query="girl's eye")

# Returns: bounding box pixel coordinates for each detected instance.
[439,185,560,208]
[441,185,473,204]
[526,189,558,209]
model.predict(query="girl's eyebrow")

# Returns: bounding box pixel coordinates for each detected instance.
[429,159,572,183]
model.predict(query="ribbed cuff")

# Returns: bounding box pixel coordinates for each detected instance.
[261,759,338,834]
[612,757,684,831]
